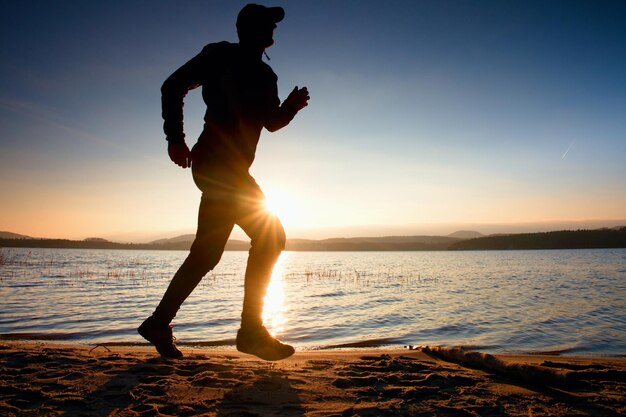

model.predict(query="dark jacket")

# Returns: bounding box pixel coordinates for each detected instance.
[161,41,297,172]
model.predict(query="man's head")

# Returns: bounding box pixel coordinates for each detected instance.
[236,4,284,49]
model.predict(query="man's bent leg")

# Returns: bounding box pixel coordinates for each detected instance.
[239,212,286,327]
[235,197,292,361]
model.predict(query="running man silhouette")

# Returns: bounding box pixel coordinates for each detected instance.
[138,4,309,361]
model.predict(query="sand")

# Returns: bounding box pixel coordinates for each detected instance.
[1,342,624,416]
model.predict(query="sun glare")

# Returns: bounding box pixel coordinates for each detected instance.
[263,188,301,228]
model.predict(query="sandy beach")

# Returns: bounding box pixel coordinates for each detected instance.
[1,342,624,416]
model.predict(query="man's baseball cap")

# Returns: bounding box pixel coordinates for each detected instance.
[236,4,285,29]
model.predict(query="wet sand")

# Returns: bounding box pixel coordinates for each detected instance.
[1,341,624,416]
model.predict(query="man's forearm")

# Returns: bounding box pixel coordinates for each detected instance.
[161,87,186,143]
[265,104,298,132]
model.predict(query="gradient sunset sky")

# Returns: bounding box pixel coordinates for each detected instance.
[1,1,625,241]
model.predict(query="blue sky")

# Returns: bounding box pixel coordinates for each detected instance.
[1,1,625,241]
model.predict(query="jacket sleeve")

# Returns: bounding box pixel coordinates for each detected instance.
[264,80,299,133]
[161,46,211,143]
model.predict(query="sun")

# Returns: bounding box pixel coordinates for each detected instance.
[263,188,300,227]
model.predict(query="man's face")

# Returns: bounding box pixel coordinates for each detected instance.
[240,21,276,49]
[259,21,277,48]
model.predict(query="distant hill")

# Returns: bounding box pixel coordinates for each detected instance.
[149,234,196,245]
[149,235,251,251]
[83,237,110,242]
[0,231,33,239]
[448,228,626,250]
[446,230,484,239]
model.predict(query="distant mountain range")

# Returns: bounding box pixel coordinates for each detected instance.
[149,234,251,251]
[2,228,625,251]
[1,230,478,251]
[147,231,488,251]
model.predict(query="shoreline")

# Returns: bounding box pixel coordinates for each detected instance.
[3,336,624,359]
[2,341,624,416]
[2,334,625,359]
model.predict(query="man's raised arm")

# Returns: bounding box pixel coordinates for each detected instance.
[265,86,310,132]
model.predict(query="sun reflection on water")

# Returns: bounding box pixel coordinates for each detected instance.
[262,252,289,336]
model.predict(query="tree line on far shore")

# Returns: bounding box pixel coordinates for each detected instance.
[447,227,626,250]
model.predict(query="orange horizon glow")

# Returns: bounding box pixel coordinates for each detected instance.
[1,175,625,241]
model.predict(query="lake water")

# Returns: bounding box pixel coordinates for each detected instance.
[0,247,624,356]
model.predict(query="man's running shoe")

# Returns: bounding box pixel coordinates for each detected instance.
[236,325,294,361]
[138,316,183,359]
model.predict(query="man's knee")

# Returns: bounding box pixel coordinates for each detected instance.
[251,217,286,255]
[266,219,286,254]
[187,240,225,274]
